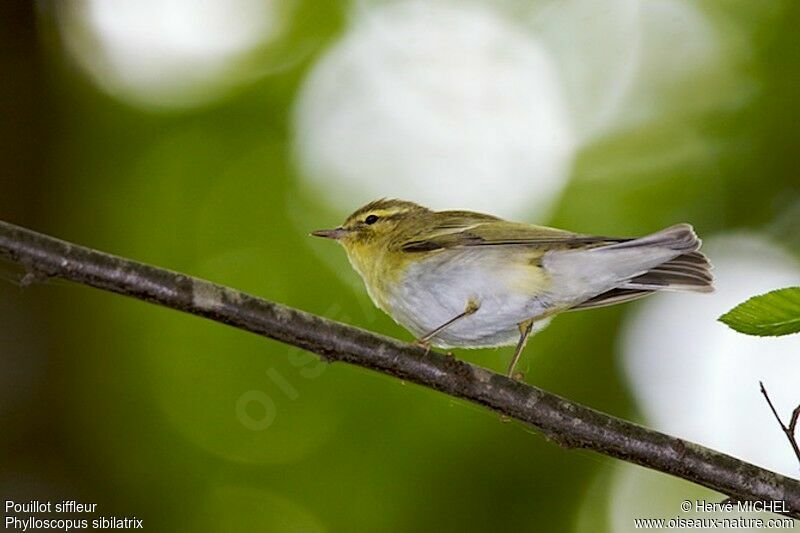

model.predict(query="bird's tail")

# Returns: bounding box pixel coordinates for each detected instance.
[604,223,714,293]
[559,224,714,311]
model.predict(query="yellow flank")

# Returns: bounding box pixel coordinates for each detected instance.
[505,249,552,295]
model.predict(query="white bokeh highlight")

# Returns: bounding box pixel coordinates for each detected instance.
[616,0,730,130]
[57,0,285,109]
[294,0,575,218]
[621,234,800,476]
[531,0,642,142]
[294,0,738,217]
[532,0,736,142]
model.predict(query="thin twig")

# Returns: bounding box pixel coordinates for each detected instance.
[760,381,800,468]
[1,219,799,518]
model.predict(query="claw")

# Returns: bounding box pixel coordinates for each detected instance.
[413,338,431,355]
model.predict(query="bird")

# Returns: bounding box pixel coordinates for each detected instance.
[311,199,713,378]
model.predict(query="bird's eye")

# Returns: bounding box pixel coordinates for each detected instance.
[364,214,379,225]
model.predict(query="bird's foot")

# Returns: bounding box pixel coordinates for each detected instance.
[412,338,432,355]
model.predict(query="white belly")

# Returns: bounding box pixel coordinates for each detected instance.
[384,249,553,348]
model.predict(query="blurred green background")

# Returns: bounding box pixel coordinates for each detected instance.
[1,1,799,531]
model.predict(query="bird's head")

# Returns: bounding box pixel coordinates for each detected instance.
[311,199,429,254]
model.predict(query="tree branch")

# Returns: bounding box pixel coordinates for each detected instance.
[760,381,800,468]
[1,219,799,517]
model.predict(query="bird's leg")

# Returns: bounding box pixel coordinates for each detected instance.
[507,319,534,379]
[414,298,480,348]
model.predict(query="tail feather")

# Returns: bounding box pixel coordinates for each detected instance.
[570,288,653,311]
[557,225,714,311]
[661,250,712,270]
[601,223,701,253]
[621,251,715,293]
[608,225,714,294]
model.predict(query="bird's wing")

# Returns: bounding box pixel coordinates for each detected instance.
[400,215,622,252]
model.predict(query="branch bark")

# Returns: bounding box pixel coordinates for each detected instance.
[1,219,799,517]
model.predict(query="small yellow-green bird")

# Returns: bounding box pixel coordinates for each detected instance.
[312,199,713,377]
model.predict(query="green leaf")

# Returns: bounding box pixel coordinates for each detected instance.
[719,286,800,336]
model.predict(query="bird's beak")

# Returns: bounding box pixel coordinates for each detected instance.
[310,227,348,240]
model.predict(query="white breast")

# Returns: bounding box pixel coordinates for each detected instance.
[384,248,553,348]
